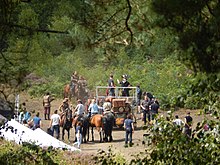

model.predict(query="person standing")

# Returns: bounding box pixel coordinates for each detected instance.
[140,95,151,125]
[73,121,82,149]
[184,112,193,138]
[150,98,159,121]
[117,75,131,96]
[43,92,54,120]
[30,112,42,130]
[49,110,61,139]
[173,115,184,131]
[107,74,115,96]
[124,114,134,147]
[136,84,142,113]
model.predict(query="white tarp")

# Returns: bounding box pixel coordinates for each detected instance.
[0,119,80,152]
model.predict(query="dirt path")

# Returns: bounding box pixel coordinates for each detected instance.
[19,92,213,161]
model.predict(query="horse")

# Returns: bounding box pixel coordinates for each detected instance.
[63,84,79,100]
[72,114,90,143]
[60,108,73,142]
[87,114,104,142]
[102,112,115,142]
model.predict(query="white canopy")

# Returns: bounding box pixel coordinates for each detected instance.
[0,119,80,152]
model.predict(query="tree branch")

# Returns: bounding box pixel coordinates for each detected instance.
[1,23,68,34]
[125,0,133,44]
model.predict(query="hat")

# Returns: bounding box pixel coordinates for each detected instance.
[63,98,68,102]
[122,74,128,79]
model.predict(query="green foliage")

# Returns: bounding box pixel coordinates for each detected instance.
[136,117,220,165]
[93,146,126,165]
[0,140,94,165]
[151,0,220,73]
[0,140,59,164]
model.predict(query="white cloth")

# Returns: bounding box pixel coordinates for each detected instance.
[51,114,60,126]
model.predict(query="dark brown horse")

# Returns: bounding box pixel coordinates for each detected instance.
[72,115,89,143]
[60,108,73,142]
[88,114,104,142]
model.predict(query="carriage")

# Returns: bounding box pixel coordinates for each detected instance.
[96,86,138,128]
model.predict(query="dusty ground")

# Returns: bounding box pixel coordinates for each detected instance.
[18,92,213,162]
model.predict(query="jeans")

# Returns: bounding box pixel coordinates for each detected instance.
[125,129,132,144]
[51,125,60,139]
[142,110,150,124]
[74,134,82,148]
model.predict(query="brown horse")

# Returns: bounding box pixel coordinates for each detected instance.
[63,84,79,100]
[88,114,104,142]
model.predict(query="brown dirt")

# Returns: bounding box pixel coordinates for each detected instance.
[18,92,213,162]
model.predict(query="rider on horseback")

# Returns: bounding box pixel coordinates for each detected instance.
[70,71,79,96]
[59,98,72,117]
[88,99,99,118]
[72,99,85,124]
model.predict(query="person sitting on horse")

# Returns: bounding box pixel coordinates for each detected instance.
[59,98,71,115]
[70,71,79,95]
[73,99,85,122]
[88,99,99,117]
[103,97,112,115]
[74,99,85,116]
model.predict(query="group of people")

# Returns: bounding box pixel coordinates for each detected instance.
[18,102,42,130]
[107,74,132,97]
[140,94,160,125]
[173,112,193,138]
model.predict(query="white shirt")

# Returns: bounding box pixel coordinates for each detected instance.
[51,114,60,126]
[173,118,184,126]
[75,103,85,115]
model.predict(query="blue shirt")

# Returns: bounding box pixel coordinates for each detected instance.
[33,116,41,127]
[124,118,133,132]
[23,112,31,122]
[89,103,99,114]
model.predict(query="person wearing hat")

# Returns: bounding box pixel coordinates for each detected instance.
[117,74,131,96]
[58,98,71,113]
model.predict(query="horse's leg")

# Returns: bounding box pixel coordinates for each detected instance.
[67,128,70,142]
[86,126,89,142]
[62,127,65,141]
[99,127,103,143]
[109,125,113,142]
[91,127,94,142]
[74,125,77,142]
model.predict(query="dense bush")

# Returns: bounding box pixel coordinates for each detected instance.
[0,140,95,165]
[141,117,220,164]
